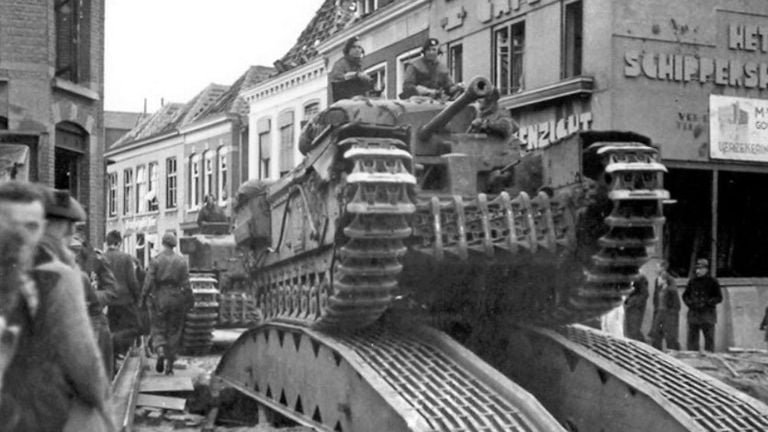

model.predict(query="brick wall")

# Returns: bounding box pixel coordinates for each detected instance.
[0,0,106,245]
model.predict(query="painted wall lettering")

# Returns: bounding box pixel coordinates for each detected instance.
[515,112,592,150]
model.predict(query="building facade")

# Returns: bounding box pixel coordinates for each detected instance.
[0,0,106,243]
[105,66,272,265]
[426,0,768,348]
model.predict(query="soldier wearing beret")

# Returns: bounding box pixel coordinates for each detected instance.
[400,38,462,99]
[682,258,723,351]
[328,36,373,102]
[140,232,192,375]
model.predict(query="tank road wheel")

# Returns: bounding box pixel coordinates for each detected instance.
[182,274,220,355]
[316,138,417,330]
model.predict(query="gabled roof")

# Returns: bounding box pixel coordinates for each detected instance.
[197,65,275,119]
[273,0,357,73]
[111,83,228,150]
[104,111,146,130]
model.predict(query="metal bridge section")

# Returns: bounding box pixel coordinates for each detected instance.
[502,324,768,432]
[560,325,768,432]
[214,323,565,432]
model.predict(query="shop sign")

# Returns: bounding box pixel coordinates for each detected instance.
[514,112,593,150]
[709,94,768,162]
[624,24,768,90]
[124,215,157,231]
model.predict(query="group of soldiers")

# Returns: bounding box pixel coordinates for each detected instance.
[327,36,515,140]
[0,180,192,431]
[624,258,724,352]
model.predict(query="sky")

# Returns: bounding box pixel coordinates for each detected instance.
[105,0,326,113]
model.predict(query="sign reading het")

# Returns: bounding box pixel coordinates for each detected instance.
[709,94,768,162]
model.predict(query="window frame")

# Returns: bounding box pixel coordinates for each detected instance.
[364,62,387,96]
[189,153,201,208]
[147,161,159,212]
[166,157,177,209]
[107,171,117,217]
[217,147,228,205]
[122,168,133,215]
[447,42,463,84]
[561,0,583,79]
[278,110,295,176]
[493,18,526,96]
[396,47,422,97]
[135,164,147,213]
[203,150,214,200]
[54,0,89,83]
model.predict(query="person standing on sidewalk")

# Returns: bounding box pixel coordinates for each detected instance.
[140,232,192,375]
[624,276,649,342]
[650,260,681,350]
[103,230,142,357]
[682,258,723,352]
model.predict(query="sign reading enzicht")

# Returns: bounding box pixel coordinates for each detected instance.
[709,95,768,162]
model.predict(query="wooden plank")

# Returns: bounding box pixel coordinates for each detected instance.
[136,393,187,411]
[139,376,194,393]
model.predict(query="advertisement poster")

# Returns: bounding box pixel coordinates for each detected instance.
[710,94,768,162]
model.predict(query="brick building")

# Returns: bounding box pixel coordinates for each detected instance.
[0,0,106,244]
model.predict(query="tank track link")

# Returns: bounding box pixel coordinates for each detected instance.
[410,143,667,326]
[255,137,416,330]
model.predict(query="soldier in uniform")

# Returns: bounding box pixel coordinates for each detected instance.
[682,258,723,352]
[141,232,192,375]
[197,194,227,227]
[103,230,142,357]
[650,259,681,350]
[328,36,373,101]
[624,276,649,342]
[0,183,112,431]
[400,38,462,99]
[468,88,515,140]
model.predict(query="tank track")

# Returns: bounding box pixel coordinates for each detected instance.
[410,143,667,326]
[255,137,416,330]
[182,274,220,355]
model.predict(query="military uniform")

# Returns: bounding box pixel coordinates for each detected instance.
[81,270,114,378]
[401,56,456,99]
[104,247,142,353]
[142,246,192,372]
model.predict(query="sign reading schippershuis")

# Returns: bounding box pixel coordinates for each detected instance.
[709,95,768,161]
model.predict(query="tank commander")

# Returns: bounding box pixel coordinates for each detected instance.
[328,36,374,102]
[197,194,227,227]
[400,38,463,99]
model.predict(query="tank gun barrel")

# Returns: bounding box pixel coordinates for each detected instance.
[416,77,493,141]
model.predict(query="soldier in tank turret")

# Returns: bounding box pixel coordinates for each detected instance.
[400,38,463,100]
[329,36,374,102]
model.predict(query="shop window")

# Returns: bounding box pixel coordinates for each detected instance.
[278,110,294,176]
[664,168,712,278]
[448,43,463,84]
[203,150,214,199]
[55,0,90,83]
[166,157,177,209]
[562,0,583,78]
[217,147,228,204]
[135,165,146,213]
[147,161,158,211]
[107,172,117,217]
[123,168,133,215]
[396,48,421,97]
[494,19,525,95]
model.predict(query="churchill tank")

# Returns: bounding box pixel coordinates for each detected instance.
[231,76,668,333]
